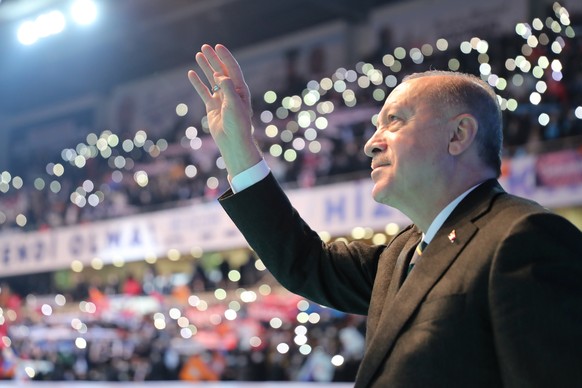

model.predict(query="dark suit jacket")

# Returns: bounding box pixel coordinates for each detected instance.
[220,173,582,387]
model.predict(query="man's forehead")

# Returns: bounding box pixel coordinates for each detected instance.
[383,80,425,109]
[384,76,449,111]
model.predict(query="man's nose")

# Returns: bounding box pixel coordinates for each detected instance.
[364,130,385,158]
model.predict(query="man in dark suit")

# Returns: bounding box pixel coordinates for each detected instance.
[188,44,582,387]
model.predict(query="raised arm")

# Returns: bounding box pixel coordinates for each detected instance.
[187,44,262,179]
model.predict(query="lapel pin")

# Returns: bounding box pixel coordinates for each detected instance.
[448,229,456,243]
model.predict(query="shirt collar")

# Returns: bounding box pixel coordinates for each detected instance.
[422,183,482,244]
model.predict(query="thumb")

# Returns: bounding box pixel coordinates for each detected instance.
[219,77,252,115]
[217,75,252,113]
[217,77,238,100]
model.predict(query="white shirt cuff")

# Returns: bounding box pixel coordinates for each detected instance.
[230,159,270,193]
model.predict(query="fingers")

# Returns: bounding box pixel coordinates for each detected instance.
[215,44,247,89]
[190,44,250,111]
[187,70,213,105]
[196,44,247,89]
[195,50,217,87]
[201,44,228,77]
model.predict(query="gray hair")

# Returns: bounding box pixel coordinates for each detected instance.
[403,70,503,177]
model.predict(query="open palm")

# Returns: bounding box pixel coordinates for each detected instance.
[188,44,261,177]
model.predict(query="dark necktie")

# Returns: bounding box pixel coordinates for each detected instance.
[407,240,427,274]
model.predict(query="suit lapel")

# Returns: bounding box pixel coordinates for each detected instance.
[385,232,421,302]
[396,221,478,318]
[356,234,419,385]
[357,223,477,387]
[355,180,505,387]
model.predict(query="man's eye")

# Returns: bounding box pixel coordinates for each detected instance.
[388,115,398,122]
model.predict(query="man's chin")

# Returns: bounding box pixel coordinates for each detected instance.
[371,186,390,205]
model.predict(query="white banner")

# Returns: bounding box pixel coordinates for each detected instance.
[0,178,409,277]
[2,151,582,277]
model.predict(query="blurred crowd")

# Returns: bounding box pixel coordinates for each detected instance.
[0,261,367,383]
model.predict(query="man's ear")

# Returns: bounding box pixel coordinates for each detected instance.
[448,114,478,156]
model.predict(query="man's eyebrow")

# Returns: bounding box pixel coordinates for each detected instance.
[377,112,391,125]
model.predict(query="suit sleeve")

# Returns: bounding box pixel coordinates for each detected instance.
[489,212,582,386]
[219,173,384,315]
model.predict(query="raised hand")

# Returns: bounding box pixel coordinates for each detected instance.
[188,44,262,178]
